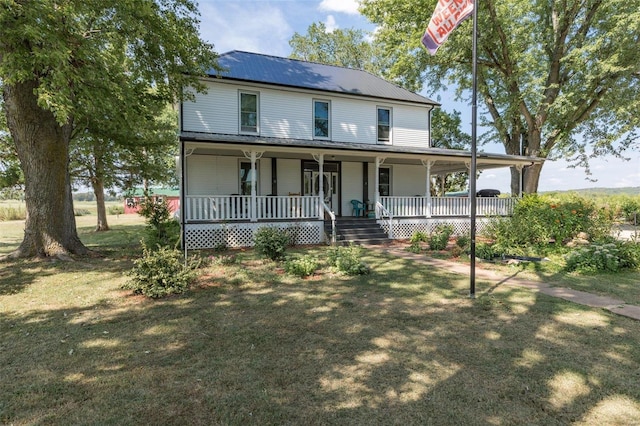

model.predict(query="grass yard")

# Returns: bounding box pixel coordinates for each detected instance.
[1,219,640,424]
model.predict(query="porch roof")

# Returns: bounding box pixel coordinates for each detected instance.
[180,132,543,174]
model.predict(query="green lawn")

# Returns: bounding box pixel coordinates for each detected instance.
[1,222,640,424]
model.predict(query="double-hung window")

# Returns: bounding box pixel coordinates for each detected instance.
[239,91,259,134]
[314,100,330,139]
[377,107,391,143]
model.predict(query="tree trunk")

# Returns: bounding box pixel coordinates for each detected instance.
[93,178,110,232]
[523,163,542,194]
[3,80,89,259]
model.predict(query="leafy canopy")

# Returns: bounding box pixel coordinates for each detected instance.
[361,0,640,189]
[0,0,218,125]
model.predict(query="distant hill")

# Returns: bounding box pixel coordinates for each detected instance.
[542,187,640,196]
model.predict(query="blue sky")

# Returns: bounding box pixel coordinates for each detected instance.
[196,0,640,193]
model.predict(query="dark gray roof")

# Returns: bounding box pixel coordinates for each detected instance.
[211,51,438,106]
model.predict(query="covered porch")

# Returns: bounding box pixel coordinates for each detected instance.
[179,133,540,248]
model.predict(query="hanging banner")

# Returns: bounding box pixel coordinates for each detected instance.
[421,0,474,55]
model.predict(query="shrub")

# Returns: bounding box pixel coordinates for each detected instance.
[74,208,92,216]
[124,243,199,298]
[409,231,428,243]
[108,205,124,215]
[456,234,470,250]
[327,245,370,275]
[621,198,640,223]
[428,225,453,250]
[565,240,640,273]
[475,242,496,260]
[138,195,180,248]
[482,194,613,254]
[285,255,319,277]
[254,226,291,260]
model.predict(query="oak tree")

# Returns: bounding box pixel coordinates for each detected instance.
[0,0,217,258]
[361,0,640,193]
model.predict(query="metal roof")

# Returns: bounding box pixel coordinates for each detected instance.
[210,51,439,106]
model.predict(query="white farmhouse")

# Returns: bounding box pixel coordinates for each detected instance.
[179,51,540,248]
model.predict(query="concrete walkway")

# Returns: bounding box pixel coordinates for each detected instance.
[376,246,640,321]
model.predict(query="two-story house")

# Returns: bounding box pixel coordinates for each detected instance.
[179,51,540,249]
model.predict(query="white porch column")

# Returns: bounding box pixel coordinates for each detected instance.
[313,153,325,219]
[243,150,263,222]
[422,160,434,218]
[375,157,386,219]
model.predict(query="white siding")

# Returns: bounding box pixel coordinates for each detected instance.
[332,99,376,144]
[182,82,237,134]
[341,162,363,215]
[186,155,237,195]
[392,105,430,148]
[392,165,427,196]
[261,90,311,139]
[276,159,301,195]
[181,80,432,146]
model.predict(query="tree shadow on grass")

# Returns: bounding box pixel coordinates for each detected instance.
[1,250,640,424]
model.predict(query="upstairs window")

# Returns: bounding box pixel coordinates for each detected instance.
[314,100,330,139]
[377,107,391,143]
[240,92,259,134]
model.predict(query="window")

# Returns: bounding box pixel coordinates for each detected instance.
[379,167,390,196]
[314,100,330,139]
[240,162,259,195]
[240,92,258,133]
[377,107,391,143]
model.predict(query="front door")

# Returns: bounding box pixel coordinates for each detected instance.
[303,161,340,213]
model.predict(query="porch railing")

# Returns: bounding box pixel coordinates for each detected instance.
[185,195,320,222]
[380,196,516,217]
[376,201,394,238]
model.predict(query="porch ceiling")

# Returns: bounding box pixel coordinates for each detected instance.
[181,132,543,174]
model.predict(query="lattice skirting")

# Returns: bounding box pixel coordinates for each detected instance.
[380,218,493,240]
[185,221,323,249]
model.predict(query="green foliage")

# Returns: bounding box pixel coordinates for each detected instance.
[483,194,613,254]
[406,242,422,254]
[565,240,640,273]
[124,243,199,298]
[428,225,453,251]
[475,243,497,260]
[254,227,291,261]
[108,205,124,215]
[621,198,640,223]
[456,234,470,250]
[361,0,640,191]
[284,255,319,278]
[409,231,428,243]
[74,209,92,216]
[138,195,180,248]
[327,245,371,275]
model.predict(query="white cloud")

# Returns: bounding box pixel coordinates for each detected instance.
[324,15,338,32]
[199,3,292,56]
[318,0,360,15]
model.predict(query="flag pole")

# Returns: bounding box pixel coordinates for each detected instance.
[469,0,479,298]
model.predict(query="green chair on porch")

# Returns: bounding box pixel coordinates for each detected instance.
[350,199,366,217]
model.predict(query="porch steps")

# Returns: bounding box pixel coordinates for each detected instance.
[326,217,389,246]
